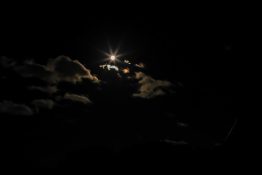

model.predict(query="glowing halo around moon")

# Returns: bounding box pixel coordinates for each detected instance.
[99,43,126,63]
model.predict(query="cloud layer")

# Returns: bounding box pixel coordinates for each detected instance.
[0,56,175,118]
[15,56,98,84]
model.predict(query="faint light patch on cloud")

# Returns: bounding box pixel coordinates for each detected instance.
[31,99,55,112]
[13,56,99,84]
[28,85,58,94]
[133,72,173,99]
[62,93,92,105]
[0,101,34,116]
[99,64,119,71]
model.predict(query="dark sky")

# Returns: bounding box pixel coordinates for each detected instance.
[0,5,237,169]
[0,7,233,90]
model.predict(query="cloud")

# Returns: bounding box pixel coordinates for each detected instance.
[99,64,119,71]
[15,61,57,83]
[133,72,173,99]
[48,56,98,83]
[28,85,58,94]
[135,62,145,69]
[14,56,99,84]
[0,56,16,68]
[63,93,92,104]
[0,101,34,116]
[124,60,131,65]
[31,99,55,112]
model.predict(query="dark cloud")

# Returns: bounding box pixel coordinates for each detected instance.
[31,99,55,112]
[28,85,58,94]
[62,93,92,105]
[133,72,173,99]
[0,56,16,68]
[13,56,99,84]
[15,62,57,83]
[0,101,34,116]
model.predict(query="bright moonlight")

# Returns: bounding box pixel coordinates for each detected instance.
[110,55,116,61]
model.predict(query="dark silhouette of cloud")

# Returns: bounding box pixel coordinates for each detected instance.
[62,93,92,104]
[133,72,173,99]
[15,62,57,83]
[31,99,55,112]
[0,101,34,116]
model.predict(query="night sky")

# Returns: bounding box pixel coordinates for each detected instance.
[0,4,238,169]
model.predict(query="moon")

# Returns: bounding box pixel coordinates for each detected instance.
[110,55,116,61]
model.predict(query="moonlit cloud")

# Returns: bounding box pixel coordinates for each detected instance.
[133,72,173,99]
[63,93,92,105]
[99,64,119,71]
[0,101,34,116]
[48,56,98,83]
[13,56,99,84]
